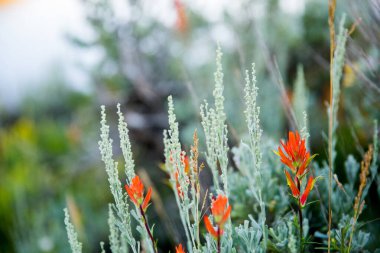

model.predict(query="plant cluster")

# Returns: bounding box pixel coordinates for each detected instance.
[63,2,380,252]
[64,39,379,253]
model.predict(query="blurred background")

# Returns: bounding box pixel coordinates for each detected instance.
[0,0,379,252]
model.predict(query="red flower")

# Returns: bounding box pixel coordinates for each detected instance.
[204,194,231,239]
[276,131,318,207]
[175,244,185,253]
[275,131,316,177]
[285,169,300,197]
[125,175,152,211]
[285,170,317,207]
[300,176,317,206]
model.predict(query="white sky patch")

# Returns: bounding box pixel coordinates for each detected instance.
[279,0,305,15]
[142,0,176,27]
[0,0,93,109]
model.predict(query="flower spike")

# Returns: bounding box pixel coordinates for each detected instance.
[275,131,315,178]
[125,175,152,211]
[276,131,318,206]
[276,131,318,249]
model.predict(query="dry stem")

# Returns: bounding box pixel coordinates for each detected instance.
[327,0,336,252]
[347,145,373,252]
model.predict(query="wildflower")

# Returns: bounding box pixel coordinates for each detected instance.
[276,131,318,252]
[204,194,231,239]
[125,175,152,211]
[275,131,316,178]
[285,170,317,206]
[276,131,318,207]
[284,170,300,197]
[175,244,185,253]
[174,155,190,199]
[300,175,317,206]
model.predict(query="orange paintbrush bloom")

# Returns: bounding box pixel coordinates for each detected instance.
[125,175,152,211]
[276,131,318,243]
[276,131,318,207]
[204,194,231,239]
[175,244,185,253]
[276,131,316,177]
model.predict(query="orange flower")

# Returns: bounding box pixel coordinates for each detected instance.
[175,244,185,253]
[300,176,317,206]
[285,170,300,197]
[276,131,318,207]
[275,131,316,177]
[174,0,188,34]
[125,175,152,211]
[183,155,190,174]
[285,170,317,206]
[174,155,190,199]
[204,194,231,239]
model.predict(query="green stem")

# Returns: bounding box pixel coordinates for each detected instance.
[297,178,303,253]
[139,205,157,253]
[217,226,221,253]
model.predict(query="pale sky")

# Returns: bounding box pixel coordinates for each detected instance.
[0,0,91,109]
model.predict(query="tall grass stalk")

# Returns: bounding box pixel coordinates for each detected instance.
[327,1,336,250]
[328,1,349,250]
[347,145,373,252]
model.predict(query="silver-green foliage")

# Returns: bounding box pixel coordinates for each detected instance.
[293,65,307,127]
[331,215,370,252]
[99,105,158,253]
[292,65,310,144]
[200,45,229,195]
[117,104,136,183]
[241,63,267,249]
[329,14,349,166]
[99,105,138,253]
[267,215,298,253]
[235,220,263,253]
[163,96,198,252]
[108,204,125,253]
[64,208,82,253]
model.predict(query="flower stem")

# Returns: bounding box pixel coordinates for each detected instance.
[139,205,157,253]
[297,178,303,253]
[217,226,221,253]
[298,206,303,252]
